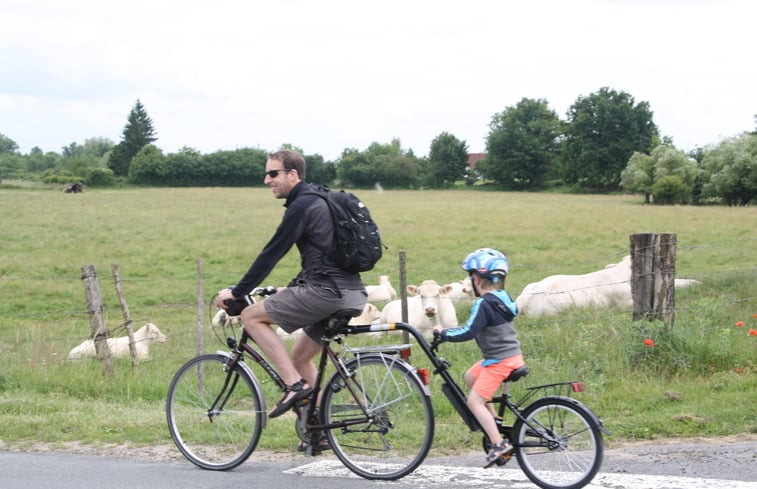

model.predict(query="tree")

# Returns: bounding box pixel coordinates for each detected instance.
[701,133,757,206]
[482,98,561,188]
[337,140,420,188]
[0,133,19,154]
[622,145,698,204]
[620,151,655,203]
[561,87,658,190]
[128,144,167,184]
[108,100,158,177]
[26,147,60,173]
[425,132,469,188]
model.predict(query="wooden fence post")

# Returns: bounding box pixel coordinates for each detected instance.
[630,233,677,325]
[399,250,409,345]
[81,265,114,375]
[112,263,137,371]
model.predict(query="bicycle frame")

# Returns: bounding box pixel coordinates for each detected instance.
[216,325,419,437]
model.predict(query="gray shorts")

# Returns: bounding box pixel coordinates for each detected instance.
[263,282,366,343]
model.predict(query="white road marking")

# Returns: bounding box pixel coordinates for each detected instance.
[285,459,757,488]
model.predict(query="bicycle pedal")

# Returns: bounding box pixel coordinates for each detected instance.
[495,454,510,466]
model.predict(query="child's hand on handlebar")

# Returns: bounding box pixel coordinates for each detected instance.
[431,326,446,352]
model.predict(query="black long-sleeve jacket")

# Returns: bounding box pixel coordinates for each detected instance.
[231,181,363,298]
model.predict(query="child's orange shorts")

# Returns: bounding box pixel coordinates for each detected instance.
[470,354,525,400]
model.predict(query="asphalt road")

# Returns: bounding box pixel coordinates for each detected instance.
[1,437,755,489]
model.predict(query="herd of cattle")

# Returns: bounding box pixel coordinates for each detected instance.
[68,256,701,359]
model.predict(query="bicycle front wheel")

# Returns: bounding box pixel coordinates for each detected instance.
[166,353,264,470]
[512,396,603,489]
[321,353,434,480]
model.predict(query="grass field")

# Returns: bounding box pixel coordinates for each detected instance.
[0,182,755,455]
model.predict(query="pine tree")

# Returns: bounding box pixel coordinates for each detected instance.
[108,99,158,177]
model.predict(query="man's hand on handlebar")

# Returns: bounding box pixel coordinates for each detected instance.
[216,286,278,317]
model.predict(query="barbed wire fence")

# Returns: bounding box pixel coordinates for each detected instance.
[1,236,755,367]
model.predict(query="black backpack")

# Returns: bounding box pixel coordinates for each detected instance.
[303,185,384,273]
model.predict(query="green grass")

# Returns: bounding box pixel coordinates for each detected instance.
[0,182,755,454]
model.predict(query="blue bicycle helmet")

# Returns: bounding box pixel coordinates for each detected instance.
[461,248,509,283]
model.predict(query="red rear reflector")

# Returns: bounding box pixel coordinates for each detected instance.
[416,367,430,385]
[572,382,585,393]
[400,346,412,360]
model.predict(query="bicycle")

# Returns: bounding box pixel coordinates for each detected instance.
[166,287,608,488]
[166,286,434,480]
[427,331,609,489]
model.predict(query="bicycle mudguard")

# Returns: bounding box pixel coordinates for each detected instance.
[215,351,268,427]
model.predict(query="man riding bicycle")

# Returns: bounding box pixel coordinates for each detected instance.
[215,149,366,431]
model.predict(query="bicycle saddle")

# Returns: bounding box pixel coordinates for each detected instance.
[504,365,530,383]
[317,308,363,336]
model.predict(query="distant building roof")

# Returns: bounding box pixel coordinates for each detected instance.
[467,153,486,170]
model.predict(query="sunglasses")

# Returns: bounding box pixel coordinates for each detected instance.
[264,168,291,178]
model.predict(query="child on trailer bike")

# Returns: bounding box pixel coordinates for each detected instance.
[433,248,524,468]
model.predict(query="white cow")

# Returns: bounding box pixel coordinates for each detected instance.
[442,277,474,300]
[365,275,397,302]
[68,323,167,360]
[516,256,702,318]
[379,280,458,337]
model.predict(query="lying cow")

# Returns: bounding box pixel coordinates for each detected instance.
[516,255,701,318]
[379,280,458,337]
[68,322,167,360]
[365,275,397,302]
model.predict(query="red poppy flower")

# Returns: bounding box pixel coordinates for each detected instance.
[643,338,654,347]
[749,329,757,336]
[753,313,757,319]
[735,321,745,327]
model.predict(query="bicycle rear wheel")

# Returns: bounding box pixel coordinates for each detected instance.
[321,353,434,480]
[166,353,264,470]
[512,396,603,489]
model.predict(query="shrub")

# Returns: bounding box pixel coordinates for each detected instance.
[85,167,116,187]
[652,175,687,204]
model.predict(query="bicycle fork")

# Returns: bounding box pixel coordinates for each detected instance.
[205,353,243,422]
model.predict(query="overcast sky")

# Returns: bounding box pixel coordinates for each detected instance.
[1,0,755,160]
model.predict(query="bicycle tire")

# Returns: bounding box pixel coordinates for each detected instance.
[512,396,603,489]
[166,353,264,470]
[321,353,434,480]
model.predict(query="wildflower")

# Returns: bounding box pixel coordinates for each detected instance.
[643,338,654,348]
[749,329,757,336]
[734,367,744,374]
[753,313,757,319]
[735,321,745,327]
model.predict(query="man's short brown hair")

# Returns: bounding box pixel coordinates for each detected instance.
[269,149,306,180]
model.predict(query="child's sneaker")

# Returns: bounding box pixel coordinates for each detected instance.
[483,440,513,468]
